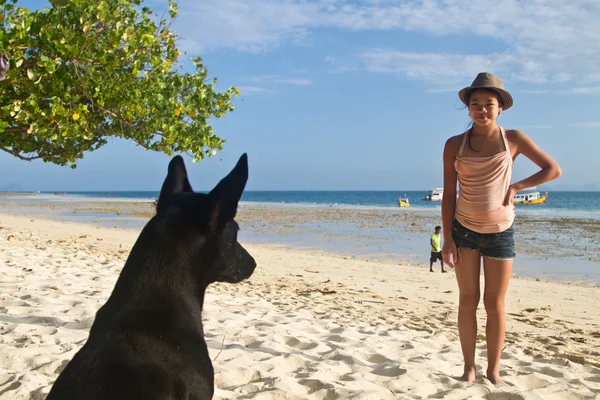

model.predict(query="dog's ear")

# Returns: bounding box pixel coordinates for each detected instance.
[208,153,248,231]
[157,156,194,214]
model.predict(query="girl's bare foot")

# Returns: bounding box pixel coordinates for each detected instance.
[486,370,506,385]
[460,366,477,383]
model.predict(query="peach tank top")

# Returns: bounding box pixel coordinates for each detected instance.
[454,127,515,234]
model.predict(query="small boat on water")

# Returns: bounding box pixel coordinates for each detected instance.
[423,188,443,201]
[398,195,410,207]
[513,188,548,205]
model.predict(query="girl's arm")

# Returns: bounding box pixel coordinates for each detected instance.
[442,136,460,240]
[441,135,461,267]
[504,130,562,205]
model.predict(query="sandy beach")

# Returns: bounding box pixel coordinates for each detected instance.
[1,207,600,399]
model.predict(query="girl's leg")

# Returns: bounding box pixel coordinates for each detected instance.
[454,248,482,383]
[482,257,513,385]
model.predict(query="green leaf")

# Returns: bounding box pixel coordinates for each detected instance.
[26,69,39,81]
[0,0,238,166]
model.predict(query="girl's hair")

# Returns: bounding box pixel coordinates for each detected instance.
[464,89,504,153]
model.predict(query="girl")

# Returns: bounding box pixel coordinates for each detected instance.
[441,72,561,385]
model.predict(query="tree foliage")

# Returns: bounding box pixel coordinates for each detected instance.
[0,0,239,167]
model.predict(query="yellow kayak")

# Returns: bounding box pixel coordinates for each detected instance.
[398,197,410,207]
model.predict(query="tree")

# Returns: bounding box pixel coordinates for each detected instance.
[0,0,239,167]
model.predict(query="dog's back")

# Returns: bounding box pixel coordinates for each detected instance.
[47,154,255,400]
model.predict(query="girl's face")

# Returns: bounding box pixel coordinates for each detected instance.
[468,89,503,127]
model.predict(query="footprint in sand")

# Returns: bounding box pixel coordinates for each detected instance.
[235,336,263,348]
[371,364,407,377]
[584,375,600,383]
[397,342,414,350]
[62,319,94,330]
[35,326,58,335]
[516,360,532,367]
[326,334,346,343]
[328,352,367,367]
[339,373,356,382]
[484,394,527,400]
[0,373,16,387]
[284,337,319,351]
[14,336,34,347]
[297,378,334,394]
[358,329,376,335]
[366,354,393,363]
[513,372,553,389]
[539,366,565,378]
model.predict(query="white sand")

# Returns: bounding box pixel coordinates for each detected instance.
[1,213,599,399]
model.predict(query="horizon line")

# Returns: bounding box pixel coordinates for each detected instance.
[2,188,598,193]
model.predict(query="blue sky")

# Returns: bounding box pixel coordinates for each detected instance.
[2,0,599,191]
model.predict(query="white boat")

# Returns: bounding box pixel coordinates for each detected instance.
[423,188,444,202]
[513,188,548,205]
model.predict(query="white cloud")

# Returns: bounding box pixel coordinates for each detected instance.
[571,122,600,128]
[164,0,600,86]
[280,78,313,85]
[502,87,600,95]
[236,86,274,95]
[568,86,600,95]
[162,0,321,52]
[328,65,357,74]
[324,55,358,74]
[359,50,516,84]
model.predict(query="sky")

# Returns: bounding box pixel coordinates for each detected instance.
[2,0,600,192]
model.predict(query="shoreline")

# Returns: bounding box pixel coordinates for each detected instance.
[1,195,599,286]
[0,210,596,290]
[1,213,600,398]
[3,191,600,218]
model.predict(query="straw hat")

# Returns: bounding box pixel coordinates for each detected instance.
[458,72,513,110]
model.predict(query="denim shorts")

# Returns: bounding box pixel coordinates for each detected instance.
[451,219,516,260]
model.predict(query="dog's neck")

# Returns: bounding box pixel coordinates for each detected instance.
[101,224,210,336]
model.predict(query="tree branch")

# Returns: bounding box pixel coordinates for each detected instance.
[95,103,141,132]
[3,127,28,133]
[0,145,48,161]
[94,104,167,143]
[0,145,72,162]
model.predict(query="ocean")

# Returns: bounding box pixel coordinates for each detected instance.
[35,190,600,217]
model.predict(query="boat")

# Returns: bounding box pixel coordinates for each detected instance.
[423,188,443,201]
[513,188,547,205]
[398,195,410,207]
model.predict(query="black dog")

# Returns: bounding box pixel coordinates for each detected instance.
[47,154,256,400]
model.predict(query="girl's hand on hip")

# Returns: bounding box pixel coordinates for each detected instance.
[504,184,518,206]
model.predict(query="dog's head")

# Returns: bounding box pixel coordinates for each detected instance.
[155,154,256,284]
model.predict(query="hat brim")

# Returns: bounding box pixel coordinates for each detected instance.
[458,86,513,110]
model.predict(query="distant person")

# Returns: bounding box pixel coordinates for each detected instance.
[429,226,445,273]
[441,72,562,385]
